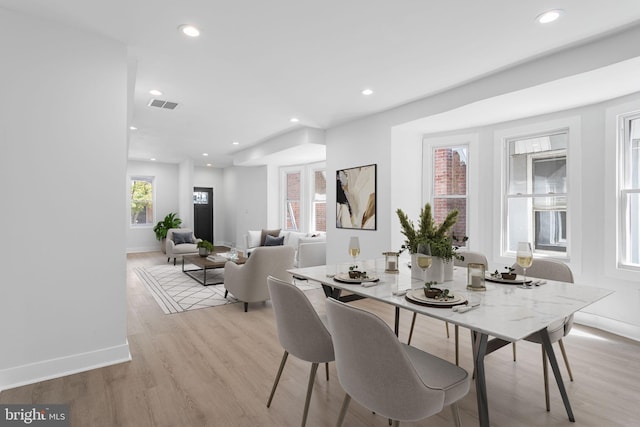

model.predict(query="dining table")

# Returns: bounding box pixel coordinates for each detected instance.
[289,261,613,427]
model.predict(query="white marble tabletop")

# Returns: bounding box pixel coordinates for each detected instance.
[290,262,613,342]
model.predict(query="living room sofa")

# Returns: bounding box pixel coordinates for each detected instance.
[244,229,326,268]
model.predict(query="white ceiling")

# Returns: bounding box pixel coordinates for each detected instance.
[2,0,640,167]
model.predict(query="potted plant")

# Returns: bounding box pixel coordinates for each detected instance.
[197,240,214,257]
[397,203,462,281]
[153,212,182,253]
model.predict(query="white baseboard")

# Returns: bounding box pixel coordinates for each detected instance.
[574,312,640,342]
[0,342,131,392]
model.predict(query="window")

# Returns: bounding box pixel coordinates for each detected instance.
[130,176,154,226]
[285,171,301,231]
[432,146,468,246]
[312,169,327,232]
[281,163,326,233]
[505,131,568,256]
[619,111,640,267]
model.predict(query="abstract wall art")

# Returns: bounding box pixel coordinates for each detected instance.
[336,163,376,229]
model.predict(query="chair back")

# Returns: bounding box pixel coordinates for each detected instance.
[246,246,295,283]
[454,251,488,268]
[512,259,574,336]
[267,276,334,363]
[167,228,195,243]
[326,298,444,422]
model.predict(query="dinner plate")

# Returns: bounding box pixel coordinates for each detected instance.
[333,273,379,284]
[405,289,467,308]
[484,274,532,285]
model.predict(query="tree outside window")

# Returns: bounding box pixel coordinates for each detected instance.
[131,177,154,226]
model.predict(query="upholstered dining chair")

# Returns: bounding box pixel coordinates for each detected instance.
[408,251,489,366]
[326,298,470,427]
[266,276,335,427]
[511,258,575,411]
[223,246,295,312]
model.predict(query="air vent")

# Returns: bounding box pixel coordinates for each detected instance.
[147,99,179,110]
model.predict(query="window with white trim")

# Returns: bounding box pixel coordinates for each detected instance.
[504,131,568,256]
[280,163,326,233]
[619,111,640,268]
[432,145,468,246]
[130,176,154,226]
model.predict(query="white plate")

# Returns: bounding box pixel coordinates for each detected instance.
[405,289,466,307]
[485,273,531,285]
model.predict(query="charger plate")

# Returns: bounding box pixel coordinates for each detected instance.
[333,273,379,284]
[405,289,467,308]
[484,274,532,285]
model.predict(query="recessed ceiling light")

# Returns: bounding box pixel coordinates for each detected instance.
[150,158,156,161]
[232,141,240,145]
[536,9,564,24]
[206,163,212,167]
[179,24,200,37]
[149,89,163,96]
[129,126,138,130]
[362,88,373,96]
[202,153,208,156]
[290,117,300,123]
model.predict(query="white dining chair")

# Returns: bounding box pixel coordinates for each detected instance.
[408,251,489,366]
[266,276,335,427]
[511,258,575,411]
[326,297,470,427]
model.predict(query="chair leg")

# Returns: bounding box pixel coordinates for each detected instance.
[512,342,517,361]
[325,362,329,381]
[558,339,574,381]
[455,325,459,366]
[301,363,319,427]
[542,345,550,411]
[445,321,450,338]
[451,403,462,427]
[224,290,228,298]
[336,393,351,427]
[267,351,289,408]
[167,257,170,263]
[407,312,417,345]
[244,302,248,312]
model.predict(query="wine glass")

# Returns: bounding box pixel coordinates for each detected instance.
[416,242,432,283]
[348,236,360,266]
[516,242,533,289]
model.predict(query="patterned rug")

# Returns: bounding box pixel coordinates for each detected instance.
[135,263,320,314]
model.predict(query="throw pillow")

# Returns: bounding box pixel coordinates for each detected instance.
[173,232,192,245]
[260,228,281,246]
[264,234,285,246]
[247,230,262,248]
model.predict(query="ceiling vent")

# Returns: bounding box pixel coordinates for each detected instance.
[147,99,179,110]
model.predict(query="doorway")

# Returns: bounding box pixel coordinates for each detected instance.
[193,187,214,243]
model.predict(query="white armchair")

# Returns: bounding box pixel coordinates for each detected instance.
[223,246,295,312]
[166,228,201,265]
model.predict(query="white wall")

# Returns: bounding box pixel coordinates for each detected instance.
[0,9,130,390]
[178,159,194,230]
[126,161,179,253]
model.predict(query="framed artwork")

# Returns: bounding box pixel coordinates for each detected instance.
[336,163,376,229]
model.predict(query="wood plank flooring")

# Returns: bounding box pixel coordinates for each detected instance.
[2,252,639,426]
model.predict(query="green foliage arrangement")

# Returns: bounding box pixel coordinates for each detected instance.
[197,240,214,251]
[396,203,461,262]
[153,212,182,241]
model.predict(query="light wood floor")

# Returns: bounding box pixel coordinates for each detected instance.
[2,252,639,426]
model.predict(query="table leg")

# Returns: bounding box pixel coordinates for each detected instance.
[471,331,490,427]
[394,307,400,337]
[539,329,575,422]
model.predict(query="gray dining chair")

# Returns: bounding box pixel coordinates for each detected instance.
[408,251,489,366]
[326,297,470,427]
[511,258,575,411]
[266,276,335,427]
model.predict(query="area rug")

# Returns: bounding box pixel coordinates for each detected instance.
[135,263,321,314]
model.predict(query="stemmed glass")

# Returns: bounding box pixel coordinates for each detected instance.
[516,242,533,289]
[348,236,360,266]
[416,242,432,283]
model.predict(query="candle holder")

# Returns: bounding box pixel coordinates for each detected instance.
[467,262,486,290]
[383,251,399,273]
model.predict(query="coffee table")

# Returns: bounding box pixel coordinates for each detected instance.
[182,253,246,286]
